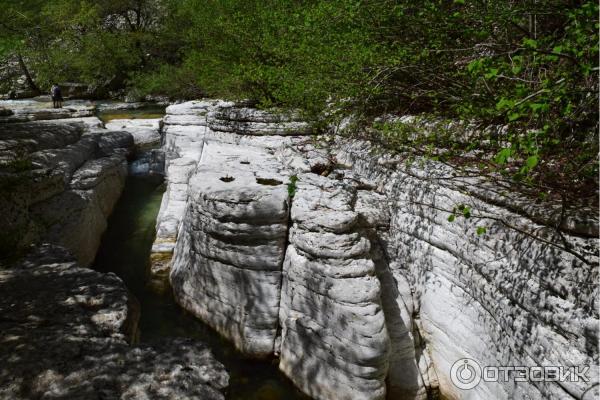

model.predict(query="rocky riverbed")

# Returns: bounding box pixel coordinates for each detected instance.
[0,100,229,400]
[0,98,598,400]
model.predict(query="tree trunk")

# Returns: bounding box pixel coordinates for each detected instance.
[16,54,40,95]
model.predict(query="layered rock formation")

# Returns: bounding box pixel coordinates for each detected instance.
[160,101,395,398]
[279,173,390,400]
[335,138,599,400]
[161,100,598,400]
[206,105,310,136]
[0,102,229,400]
[150,101,214,291]
[0,114,133,265]
[0,99,95,123]
[105,118,162,148]
[170,142,290,357]
[0,245,228,400]
[150,100,309,290]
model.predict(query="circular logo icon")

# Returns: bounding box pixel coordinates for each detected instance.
[450,358,482,390]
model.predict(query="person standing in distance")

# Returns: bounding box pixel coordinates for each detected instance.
[51,83,63,108]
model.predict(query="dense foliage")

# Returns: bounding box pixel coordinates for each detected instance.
[0,0,597,204]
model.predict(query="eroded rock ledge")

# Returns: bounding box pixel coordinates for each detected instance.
[279,173,390,400]
[171,142,290,357]
[0,116,133,265]
[0,245,228,400]
[151,100,310,291]
[158,101,599,400]
[0,104,229,400]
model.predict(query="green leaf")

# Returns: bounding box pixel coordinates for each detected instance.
[496,98,515,110]
[523,38,538,48]
[495,148,513,164]
[287,175,299,197]
[476,226,486,235]
[467,59,482,73]
[508,112,521,121]
[462,207,471,218]
[529,103,546,112]
[484,68,498,79]
[526,155,539,169]
[447,214,455,222]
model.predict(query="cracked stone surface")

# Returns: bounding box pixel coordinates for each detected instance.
[0,245,228,400]
[0,116,133,266]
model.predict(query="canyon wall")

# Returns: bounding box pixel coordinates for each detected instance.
[170,142,291,357]
[279,172,391,400]
[160,101,599,400]
[151,100,307,290]
[335,139,599,400]
[0,245,229,400]
[0,102,229,400]
[0,111,133,265]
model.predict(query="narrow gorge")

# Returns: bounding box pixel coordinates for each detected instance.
[0,98,597,400]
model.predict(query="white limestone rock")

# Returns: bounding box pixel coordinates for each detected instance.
[151,100,302,291]
[96,130,135,157]
[335,137,599,400]
[279,172,391,400]
[105,118,161,147]
[207,105,312,136]
[0,99,95,123]
[170,142,290,357]
[355,190,390,228]
[0,246,228,400]
[165,99,234,116]
[163,113,207,126]
[276,141,332,173]
[47,116,104,130]
[150,102,213,289]
[152,103,599,400]
[0,116,134,266]
[32,152,128,266]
